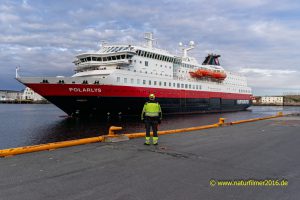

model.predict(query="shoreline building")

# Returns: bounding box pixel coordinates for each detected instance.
[261,96,284,106]
[0,90,23,101]
[22,87,44,101]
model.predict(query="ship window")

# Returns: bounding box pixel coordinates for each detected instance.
[185,84,188,88]
[169,82,171,87]
[87,57,91,61]
[111,47,118,52]
[121,55,125,59]
[181,84,184,88]
[131,78,134,84]
[149,80,151,85]
[92,57,97,61]
[141,51,145,57]
[107,57,112,61]
[189,84,191,89]
[177,83,180,88]
[173,83,175,87]
[124,78,127,83]
[97,57,102,61]
[103,57,107,61]
[117,77,120,82]
[199,85,202,89]
[143,80,146,85]
[137,79,140,84]
[146,52,151,58]
[112,56,116,60]
[145,61,148,66]
[116,55,121,60]
[154,81,157,85]
[155,54,159,59]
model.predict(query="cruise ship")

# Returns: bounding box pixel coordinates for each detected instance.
[16,33,252,117]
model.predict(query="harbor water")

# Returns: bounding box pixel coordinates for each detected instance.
[0,104,300,149]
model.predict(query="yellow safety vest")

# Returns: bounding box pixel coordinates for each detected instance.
[141,102,162,118]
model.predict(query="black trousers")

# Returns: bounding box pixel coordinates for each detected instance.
[145,117,158,137]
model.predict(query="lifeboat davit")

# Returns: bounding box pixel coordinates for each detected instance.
[212,72,227,80]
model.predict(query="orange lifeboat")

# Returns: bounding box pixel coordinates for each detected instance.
[212,71,227,80]
[199,69,213,77]
[189,69,203,78]
[189,71,197,78]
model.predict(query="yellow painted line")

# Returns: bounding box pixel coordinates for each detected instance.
[0,112,288,158]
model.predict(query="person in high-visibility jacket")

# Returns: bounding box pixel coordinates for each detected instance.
[141,94,162,145]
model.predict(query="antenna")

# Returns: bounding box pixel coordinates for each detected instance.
[144,32,155,48]
[180,41,196,58]
[16,66,20,78]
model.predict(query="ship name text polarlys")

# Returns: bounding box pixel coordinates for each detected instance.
[69,88,102,93]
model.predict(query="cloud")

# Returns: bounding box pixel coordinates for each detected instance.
[0,0,299,95]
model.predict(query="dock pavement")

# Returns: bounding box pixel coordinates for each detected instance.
[0,116,299,200]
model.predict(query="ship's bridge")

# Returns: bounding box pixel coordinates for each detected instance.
[73,45,136,73]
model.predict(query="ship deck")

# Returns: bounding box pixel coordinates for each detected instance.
[0,116,299,199]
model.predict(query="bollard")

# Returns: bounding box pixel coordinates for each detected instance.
[104,126,128,143]
[218,118,225,126]
[108,126,123,136]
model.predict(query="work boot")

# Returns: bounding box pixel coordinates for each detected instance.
[153,137,158,145]
[144,137,150,145]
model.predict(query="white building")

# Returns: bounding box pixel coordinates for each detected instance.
[261,96,283,105]
[0,90,23,101]
[22,87,44,101]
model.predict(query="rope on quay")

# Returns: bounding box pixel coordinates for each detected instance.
[0,112,287,158]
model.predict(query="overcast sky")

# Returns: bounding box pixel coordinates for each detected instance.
[0,0,300,95]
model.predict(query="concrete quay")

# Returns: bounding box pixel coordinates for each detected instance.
[0,116,299,200]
